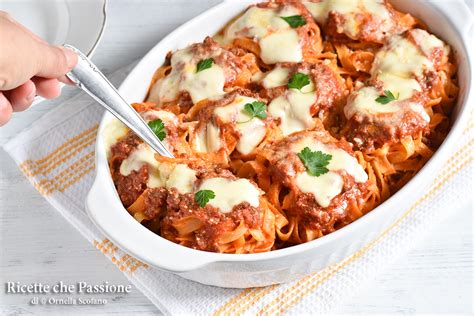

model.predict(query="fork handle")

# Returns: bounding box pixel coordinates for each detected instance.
[64,44,174,158]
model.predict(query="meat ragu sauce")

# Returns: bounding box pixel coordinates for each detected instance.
[258,62,346,136]
[184,88,279,165]
[105,0,458,253]
[146,37,259,114]
[303,0,416,44]
[109,102,189,207]
[110,133,148,207]
[110,133,277,252]
[260,62,345,106]
[109,112,277,252]
[160,170,266,252]
[256,123,371,243]
[342,28,455,150]
[218,0,323,65]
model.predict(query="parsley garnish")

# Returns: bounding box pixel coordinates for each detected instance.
[195,190,216,207]
[288,72,310,91]
[297,147,332,177]
[243,101,267,120]
[196,58,214,73]
[281,15,306,28]
[148,119,166,141]
[375,90,399,104]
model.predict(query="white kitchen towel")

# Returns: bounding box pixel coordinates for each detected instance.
[3,66,473,315]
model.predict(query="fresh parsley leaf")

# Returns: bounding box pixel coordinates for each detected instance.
[195,190,216,207]
[281,15,306,28]
[196,58,214,73]
[243,101,267,120]
[288,72,310,91]
[375,90,399,104]
[297,147,332,177]
[148,119,166,141]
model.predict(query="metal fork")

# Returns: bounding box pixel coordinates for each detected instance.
[64,44,174,158]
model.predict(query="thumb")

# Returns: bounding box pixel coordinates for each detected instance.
[35,44,77,79]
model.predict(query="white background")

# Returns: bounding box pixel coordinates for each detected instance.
[0,0,473,314]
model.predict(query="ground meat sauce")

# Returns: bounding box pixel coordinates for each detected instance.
[108,107,185,207]
[110,134,264,252]
[260,124,355,184]
[320,3,413,44]
[187,88,263,122]
[114,166,149,208]
[259,127,369,233]
[343,30,448,150]
[254,0,323,61]
[160,170,263,252]
[109,133,148,207]
[194,38,247,86]
[166,37,255,114]
[162,191,261,252]
[110,133,141,164]
[104,1,458,253]
[295,174,365,233]
[143,188,167,220]
[188,89,269,142]
[261,62,345,116]
[182,88,273,161]
[345,104,430,150]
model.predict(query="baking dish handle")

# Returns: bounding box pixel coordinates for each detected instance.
[86,166,216,273]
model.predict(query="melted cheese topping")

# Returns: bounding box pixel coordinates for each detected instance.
[120,143,157,177]
[345,87,429,121]
[214,95,267,155]
[259,29,302,64]
[296,172,343,207]
[148,48,225,104]
[303,0,391,38]
[198,177,260,213]
[148,162,196,193]
[372,35,434,79]
[103,118,129,157]
[344,86,398,118]
[182,64,226,103]
[102,111,177,161]
[195,123,221,153]
[223,6,303,64]
[411,28,448,57]
[164,164,197,193]
[141,110,178,124]
[346,29,445,121]
[292,137,368,207]
[262,66,291,88]
[377,73,421,100]
[268,84,317,136]
[292,138,368,182]
[120,143,196,193]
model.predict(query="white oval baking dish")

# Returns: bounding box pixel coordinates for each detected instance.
[86,0,473,288]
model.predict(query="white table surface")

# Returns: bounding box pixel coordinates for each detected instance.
[0,0,473,315]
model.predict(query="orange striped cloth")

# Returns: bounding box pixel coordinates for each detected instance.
[3,67,473,315]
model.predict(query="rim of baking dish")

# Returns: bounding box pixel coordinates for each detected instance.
[87,0,474,272]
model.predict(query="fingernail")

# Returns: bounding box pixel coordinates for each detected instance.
[61,46,78,70]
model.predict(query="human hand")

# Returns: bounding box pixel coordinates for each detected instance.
[0,11,78,126]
